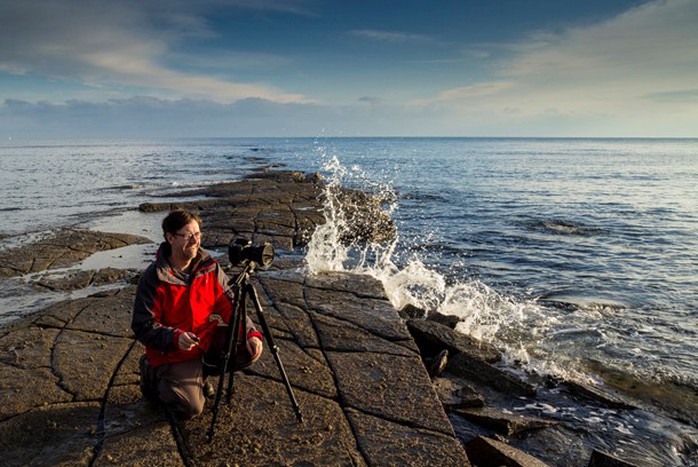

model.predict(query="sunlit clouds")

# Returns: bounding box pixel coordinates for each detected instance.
[1,0,696,137]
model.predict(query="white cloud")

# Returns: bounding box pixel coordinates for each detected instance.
[2,0,696,137]
[414,0,698,136]
[0,0,308,103]
[502,0,698,90]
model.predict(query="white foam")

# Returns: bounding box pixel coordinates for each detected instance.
[304,155,605,385]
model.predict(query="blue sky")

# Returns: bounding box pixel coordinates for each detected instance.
[1,0,696,138]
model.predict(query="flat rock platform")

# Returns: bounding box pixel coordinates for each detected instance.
[0,170,469,466]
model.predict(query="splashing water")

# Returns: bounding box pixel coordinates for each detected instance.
[304,154,588,383]
[304,156,351,271]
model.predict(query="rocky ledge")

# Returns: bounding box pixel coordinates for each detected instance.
[1,170,694,466]
[0,170,470,466]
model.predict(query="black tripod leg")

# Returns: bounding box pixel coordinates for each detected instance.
[207,360,228,443]
[206,283,245,443]
[225,371,235,405]
[247,283,304,423]
[226,286,247,405]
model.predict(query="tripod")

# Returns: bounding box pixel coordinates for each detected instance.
[206,262,304,443]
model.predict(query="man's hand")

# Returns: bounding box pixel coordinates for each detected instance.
[178,332,200,351]
[247,336,263,363]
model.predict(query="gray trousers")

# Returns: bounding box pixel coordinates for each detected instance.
[140,335,254,420]
[154,359,206,420]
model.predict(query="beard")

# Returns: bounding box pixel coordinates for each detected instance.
[182,244,198,259]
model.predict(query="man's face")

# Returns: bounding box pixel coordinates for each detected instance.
[166,220,202,262]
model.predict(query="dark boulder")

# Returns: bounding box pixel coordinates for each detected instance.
[465,436,550,467]
[588,449,641,467]
[453,407,557,436]
[446,352,537,398]
[433,377,485,410]
[406,319,501,363]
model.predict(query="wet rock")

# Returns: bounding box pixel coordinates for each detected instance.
[33,268,137,292]
[453,407,557,437]
[305,271,387,300]
[335,189,396,244]
[268,301,319,348]
[141,170,394,249]
[0,230,150,278]
[291,171,324,183]
[588,449,641,467]
[434,377,485,410]
[138,171,326,251]
[399,303,427,320]
[428,349,449,378]
[259,275,307,309]
[406,318,501,363]
[306,287,411,344]
[446,352,537,398]
[399,305,460,328]
[561,380,635,410]
[404,318,536,399]
[465,435,550,467]
[428,312,461,329]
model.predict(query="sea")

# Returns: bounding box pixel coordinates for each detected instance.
[1,137,697,465]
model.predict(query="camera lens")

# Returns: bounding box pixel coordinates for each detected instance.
[228,238,274,269]
[257,242,274,268]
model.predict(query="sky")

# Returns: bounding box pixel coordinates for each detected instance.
[1,0,697,138]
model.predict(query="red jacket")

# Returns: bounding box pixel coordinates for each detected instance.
[132,243,261,367]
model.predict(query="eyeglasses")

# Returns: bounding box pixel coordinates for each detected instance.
[173,232,202,242]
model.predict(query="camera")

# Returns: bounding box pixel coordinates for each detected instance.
[228,238,274,269]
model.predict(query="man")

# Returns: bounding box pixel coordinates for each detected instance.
[132,209,263,420]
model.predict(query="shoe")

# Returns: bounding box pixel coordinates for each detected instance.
[139,354,158,402]
[203,381,215,399]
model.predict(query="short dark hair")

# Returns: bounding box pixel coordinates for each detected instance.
[162,209,202,239]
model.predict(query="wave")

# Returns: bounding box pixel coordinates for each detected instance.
[303,153,698,410]
[168,178,243,189]
[304,155,587,382]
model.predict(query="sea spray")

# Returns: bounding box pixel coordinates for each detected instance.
[304,154,586,382]
[304,156,351,271]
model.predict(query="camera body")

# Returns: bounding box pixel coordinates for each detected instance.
[228,238,274,269]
